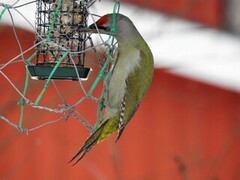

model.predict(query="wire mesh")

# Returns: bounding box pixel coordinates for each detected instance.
[0,0,119,134]
[35,0,88,66]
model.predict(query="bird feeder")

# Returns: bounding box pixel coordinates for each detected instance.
[27,0,91,80]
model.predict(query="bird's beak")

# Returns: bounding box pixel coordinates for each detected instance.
[79,23,103,34]
[89,23,96,30]
[80,26,96,33]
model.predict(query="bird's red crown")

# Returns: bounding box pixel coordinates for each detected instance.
[96,15,109,26]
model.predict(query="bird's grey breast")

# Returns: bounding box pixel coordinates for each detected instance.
[106,48,141,109]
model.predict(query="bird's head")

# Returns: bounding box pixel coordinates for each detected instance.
[89,14,113,35]
[83,14,135,38]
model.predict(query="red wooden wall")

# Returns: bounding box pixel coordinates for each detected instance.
[1,26,240,179]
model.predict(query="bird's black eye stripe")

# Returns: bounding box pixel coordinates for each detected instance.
[89,24,108,31]
[98,26,108,31]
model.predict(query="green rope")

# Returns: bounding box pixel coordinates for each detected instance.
[17,44,37,130]
[0,4,7,21]
[87,53,110,96]
[91,50,112,131]
[17,24,41,130]
[110,1,119,34]
[25,51,37,65]
[33,0,62,105]
[87,1,119,96]
[34,50,70,105]
[46,0,62,42]
[17,68,30,131]
[91,1,119,132]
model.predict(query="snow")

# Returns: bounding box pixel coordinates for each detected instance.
[1,0,240,91]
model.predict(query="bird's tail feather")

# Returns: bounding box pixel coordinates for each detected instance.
[115,126,125,142]
[69,120,108,165]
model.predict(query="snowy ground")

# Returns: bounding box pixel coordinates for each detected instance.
[1,0,240,92]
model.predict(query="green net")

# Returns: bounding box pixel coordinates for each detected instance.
[0,0,120,134]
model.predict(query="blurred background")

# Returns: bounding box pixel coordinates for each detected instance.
[1,0,240,179]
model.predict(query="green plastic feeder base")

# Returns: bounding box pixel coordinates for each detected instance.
[27,65,91,81]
